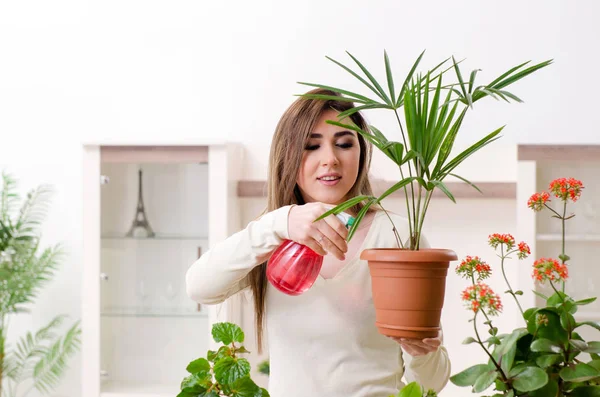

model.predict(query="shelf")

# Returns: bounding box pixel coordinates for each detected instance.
[101,381,178,397]
[101,234,208,241]
[537,234,600,242]
[101,309,207,319]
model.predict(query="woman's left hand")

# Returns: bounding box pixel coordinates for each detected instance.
[388,333,442,357]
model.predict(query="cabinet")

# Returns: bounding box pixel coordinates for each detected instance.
[82,144,244,397]
[517,144,600,336]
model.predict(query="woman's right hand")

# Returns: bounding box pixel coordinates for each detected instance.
[287,203,348,260]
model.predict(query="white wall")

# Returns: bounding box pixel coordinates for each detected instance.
[1,0,599,396]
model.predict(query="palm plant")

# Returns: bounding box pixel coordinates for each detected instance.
[0,172,81,397]
[308,50,552,249]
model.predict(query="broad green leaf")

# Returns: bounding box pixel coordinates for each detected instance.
[559,362,600,382]
[213,357,251,386]
[535,353,563,368]
[570,339,589,352]
[570,386,600,397]
[560,311,576,332]
[528,378,558,397]
[462,337,477,345]
[177,385,218,397]
[235,346,251,354]
[473,370,498,393]
[530,338,562,353]
[512,367,548,393]
[575,321,600,332]
[229,376,263,397]
[396,381,423,397]
[586,341,600,354]
[527,309,568,343]
[212,322,244,345]
[450,364,490,386]
[186,358,210,374]
[207,350,217,362]
[588,360,600,372]
[180,372,211,389]
[575,297,597,305]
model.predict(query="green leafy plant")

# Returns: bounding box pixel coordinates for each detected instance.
[306,50,551,249]
[178,322,269,397]
[0,171,81,397]
[257,359,269,376]
[391,381,437,397]
[451,177,600,396]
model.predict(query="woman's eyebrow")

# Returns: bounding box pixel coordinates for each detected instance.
[309,131,356,138]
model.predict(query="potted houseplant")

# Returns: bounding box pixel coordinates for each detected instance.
[450,177,600,396]
[305,50,552,339]
[0,172,81,397]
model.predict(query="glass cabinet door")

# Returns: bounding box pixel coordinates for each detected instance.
[99,162,209,396]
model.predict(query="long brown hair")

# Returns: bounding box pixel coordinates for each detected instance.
[248,88,375,351]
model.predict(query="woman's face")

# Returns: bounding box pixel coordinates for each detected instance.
[296,109,361,205]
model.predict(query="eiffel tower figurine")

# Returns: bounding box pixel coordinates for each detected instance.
[126,169,155,238]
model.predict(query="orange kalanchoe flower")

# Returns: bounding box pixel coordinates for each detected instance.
[488,233,516,250]
[456,256,492,281]
[461,282,503,315]
[517,242,531,259]
[532,258,569,283]
[549,177,584,202]
[527,191,551,212]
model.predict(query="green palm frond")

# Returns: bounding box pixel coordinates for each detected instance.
[1,172,20,225]
[32,321,81,394]
[15,185,53,239]
[6,316,66,384]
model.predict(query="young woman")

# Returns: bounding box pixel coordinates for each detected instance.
[186,89,450,396]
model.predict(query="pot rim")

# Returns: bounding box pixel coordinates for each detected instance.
[360,248,458,262]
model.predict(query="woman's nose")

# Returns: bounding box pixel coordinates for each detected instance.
[321,144,339,166]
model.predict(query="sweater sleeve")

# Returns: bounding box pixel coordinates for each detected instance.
[404,342,451,393]
[398,218,451,393]
[185,205,294,305]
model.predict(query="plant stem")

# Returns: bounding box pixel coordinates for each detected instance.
[416,192,434,250]
[473,311,509,383]
[0,316,4,397]
[393,109,417,249]
[378,203,403,249]
[500,246,524,319]
[561,200,567,293]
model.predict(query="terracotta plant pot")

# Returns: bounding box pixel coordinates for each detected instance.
[361,248,458,339]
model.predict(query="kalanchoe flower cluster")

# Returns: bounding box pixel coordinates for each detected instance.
[456,256,491,281]
[549,177,584,202]
[532,258,569,283]
[488,233,516,250]
[527,191,550,212]
[517,242,531,259]
[461,282,503,315]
